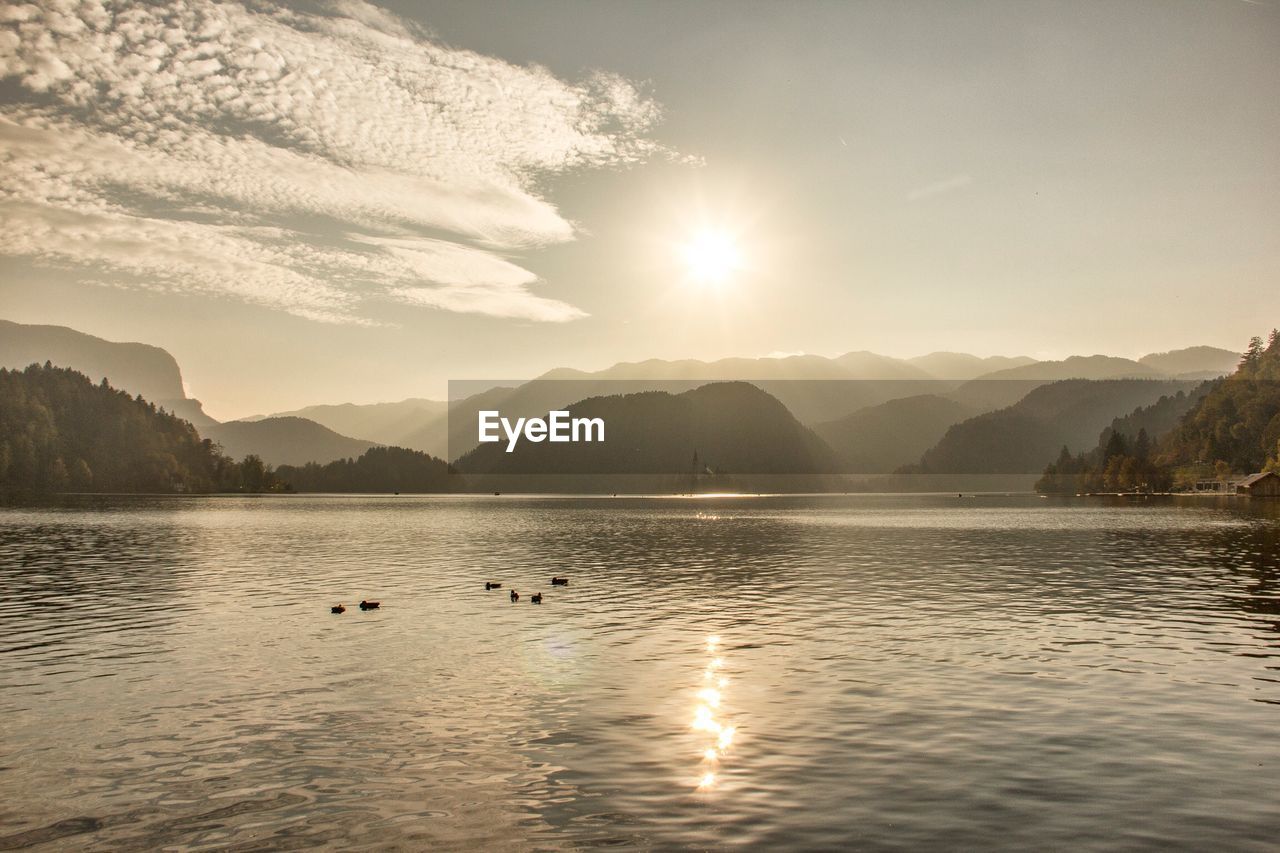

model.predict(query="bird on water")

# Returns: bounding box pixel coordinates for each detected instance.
[531,592,543,604]
[551,576,568,586]
[331,604,346,614]
[510,589,519,602]
[486,581,502,590]
[359,600,380,610]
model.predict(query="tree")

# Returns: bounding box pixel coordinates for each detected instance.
[240,454,270,492]
[1134,428,1150,462]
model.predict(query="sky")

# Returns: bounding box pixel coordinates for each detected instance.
[1,0,1277,419]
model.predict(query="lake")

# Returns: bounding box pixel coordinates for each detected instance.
[1,494,1277,850]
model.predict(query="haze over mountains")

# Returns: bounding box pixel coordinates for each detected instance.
[240,399,448,450]
[0,319,1243,479]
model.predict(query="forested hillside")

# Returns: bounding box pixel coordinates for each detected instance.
[0,363,451,495]
[1159,332,1280,475]
[902,379,1194,474]
[1035,330,1280,493]
[0,363,236,493]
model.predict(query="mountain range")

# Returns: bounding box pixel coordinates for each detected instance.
[0,319,1243,478]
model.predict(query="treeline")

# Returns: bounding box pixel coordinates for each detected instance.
[275,446,450,492]
[1158,331,1280,476]
[1035,429,1170,494]
[0,363,451,495]
[1,362,239,493]
[1037,330,1280,493]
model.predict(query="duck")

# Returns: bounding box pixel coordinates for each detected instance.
[510,589,519,602]
[485,581,502,590]
[331,604,346,614]
[359,600,380,610]
[531,592,543,604]
[551,576,569,586]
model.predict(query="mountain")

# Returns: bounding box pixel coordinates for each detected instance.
[0,319,218,429]
[813,394,974,473]
[0,319,186,403]
[0,363,235,493]
[241,398,448,451]
[1138,346,1241,379]
[541,354,857,382]
[2,319,385,464]
[534,354,957,427]
[203,417,377,467]
[907,352,1037,379]
[908,379,1198,474]
[456,381,839,479]
[831,351,933,380]
[1034,383,1216,494]
[974,355,1165,382]
[1159,333,1280,475]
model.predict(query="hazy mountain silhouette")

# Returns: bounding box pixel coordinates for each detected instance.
[1137,346,1240,379]
[1,319,186,403]
[4,319,1243,477]
[456,381,839,477]
[241,398,447,451]
[907,379,1198,474]
[534,354,961,425]
[906,352,1037,379]
[971,347,1240,384]
[974,355,1164,382]
[813,394,975,473]
[203,417,377,467]
[2,319,382,464]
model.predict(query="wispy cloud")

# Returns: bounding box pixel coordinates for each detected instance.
[906,173,974,202]
[0,0,671,322]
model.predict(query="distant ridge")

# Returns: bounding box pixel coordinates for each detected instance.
[1138,346,1240,379]
[1,319,379,466]
[906,352,1036,380]
[813,394,974,473]
[906,379,1198,474]
[240,398,447,451]
[0,319,186,403]
[203,417,377,468]
[973,355,1164,382]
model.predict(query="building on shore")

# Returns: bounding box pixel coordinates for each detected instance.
[1194,476,1249,493]
[1236,471,1280,497]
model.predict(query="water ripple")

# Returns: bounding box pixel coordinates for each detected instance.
[1,494,1278,850]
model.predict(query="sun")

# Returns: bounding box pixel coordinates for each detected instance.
[681,229,742,285]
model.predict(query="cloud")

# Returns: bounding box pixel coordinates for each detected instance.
[906,173,974,202]
[0,0,671,322]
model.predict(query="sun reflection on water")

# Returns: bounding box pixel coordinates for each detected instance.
[691,633,738,792]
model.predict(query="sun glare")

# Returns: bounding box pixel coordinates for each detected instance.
[681,229,742,284]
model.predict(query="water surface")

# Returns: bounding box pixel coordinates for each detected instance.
[1,494,1278,850]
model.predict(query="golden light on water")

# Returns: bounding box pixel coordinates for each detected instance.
[690,633,739,792]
